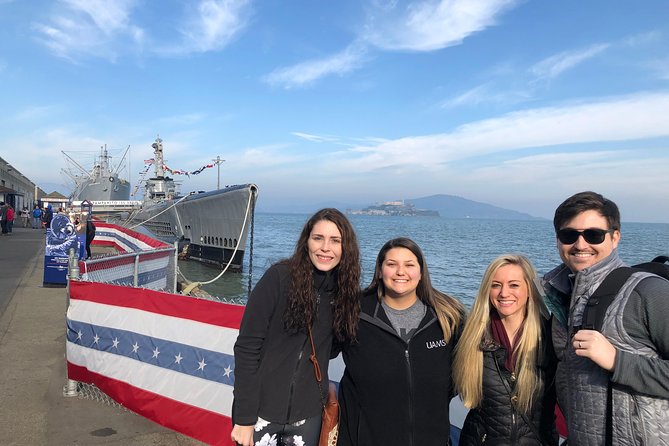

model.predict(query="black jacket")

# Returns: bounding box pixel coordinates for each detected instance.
[458,317,558,446]
[232,263,336,425]
[337,290,461,446]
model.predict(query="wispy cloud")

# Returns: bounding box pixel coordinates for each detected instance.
[440,84,491,108]
[291,132,340,143]
[261,0,519,87]
[445,43,613,109]
[333,92,669,173]
[439,83,532,108]
[172,0,252,54]
[15,105,60,121]
[33,0,251,61]
[234,144,304,169]
[32,0,143,62]
[153,113,208,127]
[444,149,669,219]
[362,0,519,52]
[530,43,609,81]
[263,44,368,88]
[622,30,662,48]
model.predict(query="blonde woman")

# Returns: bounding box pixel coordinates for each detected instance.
[454,254,557,445]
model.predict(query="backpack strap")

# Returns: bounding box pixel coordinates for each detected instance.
[581,267,636,332]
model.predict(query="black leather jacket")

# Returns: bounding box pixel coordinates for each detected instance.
[459,318,558,446]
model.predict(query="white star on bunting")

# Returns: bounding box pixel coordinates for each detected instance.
[132,342,140,353]
[112,337,119,348]
[197,358,207,371]
[223,365,233,378]
[175,353,183,364]
[152,347,160,358]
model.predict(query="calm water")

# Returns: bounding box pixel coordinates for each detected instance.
[177,213,669,307]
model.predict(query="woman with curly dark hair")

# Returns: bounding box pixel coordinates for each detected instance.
[231,208,361,446]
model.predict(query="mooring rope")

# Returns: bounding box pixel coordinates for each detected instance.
[179,188,255,294]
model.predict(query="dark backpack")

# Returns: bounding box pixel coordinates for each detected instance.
[581,256,669,446]
[582,255,669,332]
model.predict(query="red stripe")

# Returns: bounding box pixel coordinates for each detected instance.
[67,362,234,446]
[82,251,171,272]
[91,239,119,248]
[94,223,170,248]
[69,280,244,329]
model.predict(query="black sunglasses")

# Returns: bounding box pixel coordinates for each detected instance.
[556,228,613,245]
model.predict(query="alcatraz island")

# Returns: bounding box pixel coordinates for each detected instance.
[347,201,439,217]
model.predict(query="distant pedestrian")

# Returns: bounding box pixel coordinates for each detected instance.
[42,205,53,230]
[85,217,96,259]
[0,202,7,235]
[22,207,30,227]
[32,205,42,229]
[6,205,14,234]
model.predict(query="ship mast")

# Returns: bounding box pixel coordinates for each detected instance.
[152,136,165,179]
[99,145,110,174]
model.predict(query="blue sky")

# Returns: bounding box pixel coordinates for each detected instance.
[1,0,668,223]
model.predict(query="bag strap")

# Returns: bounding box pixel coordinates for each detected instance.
[581,267,636,331]
[308,327,327,407]
[605,381,613,446]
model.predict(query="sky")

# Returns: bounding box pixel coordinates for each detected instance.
[1,0,668,223]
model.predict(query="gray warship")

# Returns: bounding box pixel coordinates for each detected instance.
[63,146,131,201]
[124,137,258,271]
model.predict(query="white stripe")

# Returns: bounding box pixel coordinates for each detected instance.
[105,227,154,250]
[67,342,232,415]
[68,299,238,354]
[137,257,170,272]
[140,278,168,290]
[96,227,154,250]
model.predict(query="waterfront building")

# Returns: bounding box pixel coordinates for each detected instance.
[0,156,36,210]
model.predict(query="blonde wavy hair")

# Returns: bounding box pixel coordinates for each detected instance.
[453,254,542,414]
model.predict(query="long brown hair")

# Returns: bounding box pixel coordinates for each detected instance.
[364,237,464,341]
[283,208,361,341]
[453,254,542,413]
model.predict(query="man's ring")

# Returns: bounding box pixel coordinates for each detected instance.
[578,341,582,349]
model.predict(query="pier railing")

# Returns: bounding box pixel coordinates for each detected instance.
[79,221,178,292]
[63,221,243,445]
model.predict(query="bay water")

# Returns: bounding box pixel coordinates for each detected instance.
[177,213,669,307]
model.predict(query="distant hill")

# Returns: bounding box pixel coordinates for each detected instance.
[407,194,544,220]
[255,194,544,220]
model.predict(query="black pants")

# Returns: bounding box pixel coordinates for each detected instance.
[86,238,93,259]
[252,413,321,446]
